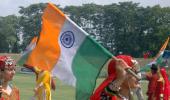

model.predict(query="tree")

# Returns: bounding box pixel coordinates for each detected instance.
[16,2,170,57]
[64,4,105,50]
[18,3,47,50]
[0,15,20,53]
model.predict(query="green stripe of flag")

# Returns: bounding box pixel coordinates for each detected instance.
[72,36,112,100]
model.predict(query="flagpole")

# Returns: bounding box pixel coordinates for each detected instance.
[112,56,140,80]
[153,37,169,61]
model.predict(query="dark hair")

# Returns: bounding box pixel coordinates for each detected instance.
[151,64,158,71]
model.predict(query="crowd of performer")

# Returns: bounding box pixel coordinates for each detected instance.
[0,55,170,100]
[90,55,170,100]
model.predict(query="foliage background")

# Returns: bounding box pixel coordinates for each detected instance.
[1,2,170,99]
[1,2,170,58]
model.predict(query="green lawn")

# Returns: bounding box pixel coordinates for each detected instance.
[12,73,148,100]
[13,73,75,100]
[0,53,149,99]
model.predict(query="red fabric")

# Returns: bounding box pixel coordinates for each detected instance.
[108,55,133,76]
[160,68,170,100]
[147,93,154,100]
[0,97,4,100]
[0,56,7,70]
[155,81,164,100]
[0,56,16,71]
[90,55,133,100]
[1,86,20,100]
[90,59,117,100]
[146,73,159,93]
[146,72,159,100]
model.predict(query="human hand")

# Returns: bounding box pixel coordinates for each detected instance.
[33,87,38,96]
[116,59,131,69]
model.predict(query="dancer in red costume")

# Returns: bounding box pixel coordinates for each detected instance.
[145,66,170,100]
[145,64,159,100]
[0,56,20,100]
[155,70,164,100]
[90,55,140,100]
[154,67,170,100]
[160,68,170,100]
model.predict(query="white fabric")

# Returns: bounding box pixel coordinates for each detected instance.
[51,17,87,86]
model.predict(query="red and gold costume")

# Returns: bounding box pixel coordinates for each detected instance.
[146,71,159,100]
[160,68,170,100]
[90,55,136,100]
[0,56,20,100]
[155,79,164,100]
[0,85,19,100]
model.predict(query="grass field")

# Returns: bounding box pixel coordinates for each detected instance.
[1,53,149,99]
[12,73,148,100]
[13,73,76,100]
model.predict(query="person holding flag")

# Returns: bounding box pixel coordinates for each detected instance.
[24,65,56,100]
[0,56,20,100]
[143,64,159,100]
[17,3,115,100]
[90,55,140,100]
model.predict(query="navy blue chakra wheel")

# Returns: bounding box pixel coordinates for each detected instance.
[60,31,75,48]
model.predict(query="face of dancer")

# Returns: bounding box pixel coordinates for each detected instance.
[3,65,16,82]
[121,72,139,89]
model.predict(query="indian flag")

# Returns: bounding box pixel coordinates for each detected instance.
[17,36,38,66]
[22,3,113,100]
[140,37,169,72]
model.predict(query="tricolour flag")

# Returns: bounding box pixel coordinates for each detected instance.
[17,36,38,66]
[21,3,113,100]
[140,37,169,72]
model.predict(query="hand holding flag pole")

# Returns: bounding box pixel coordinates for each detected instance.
[112,56,140,80]
[140,35,170,72]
